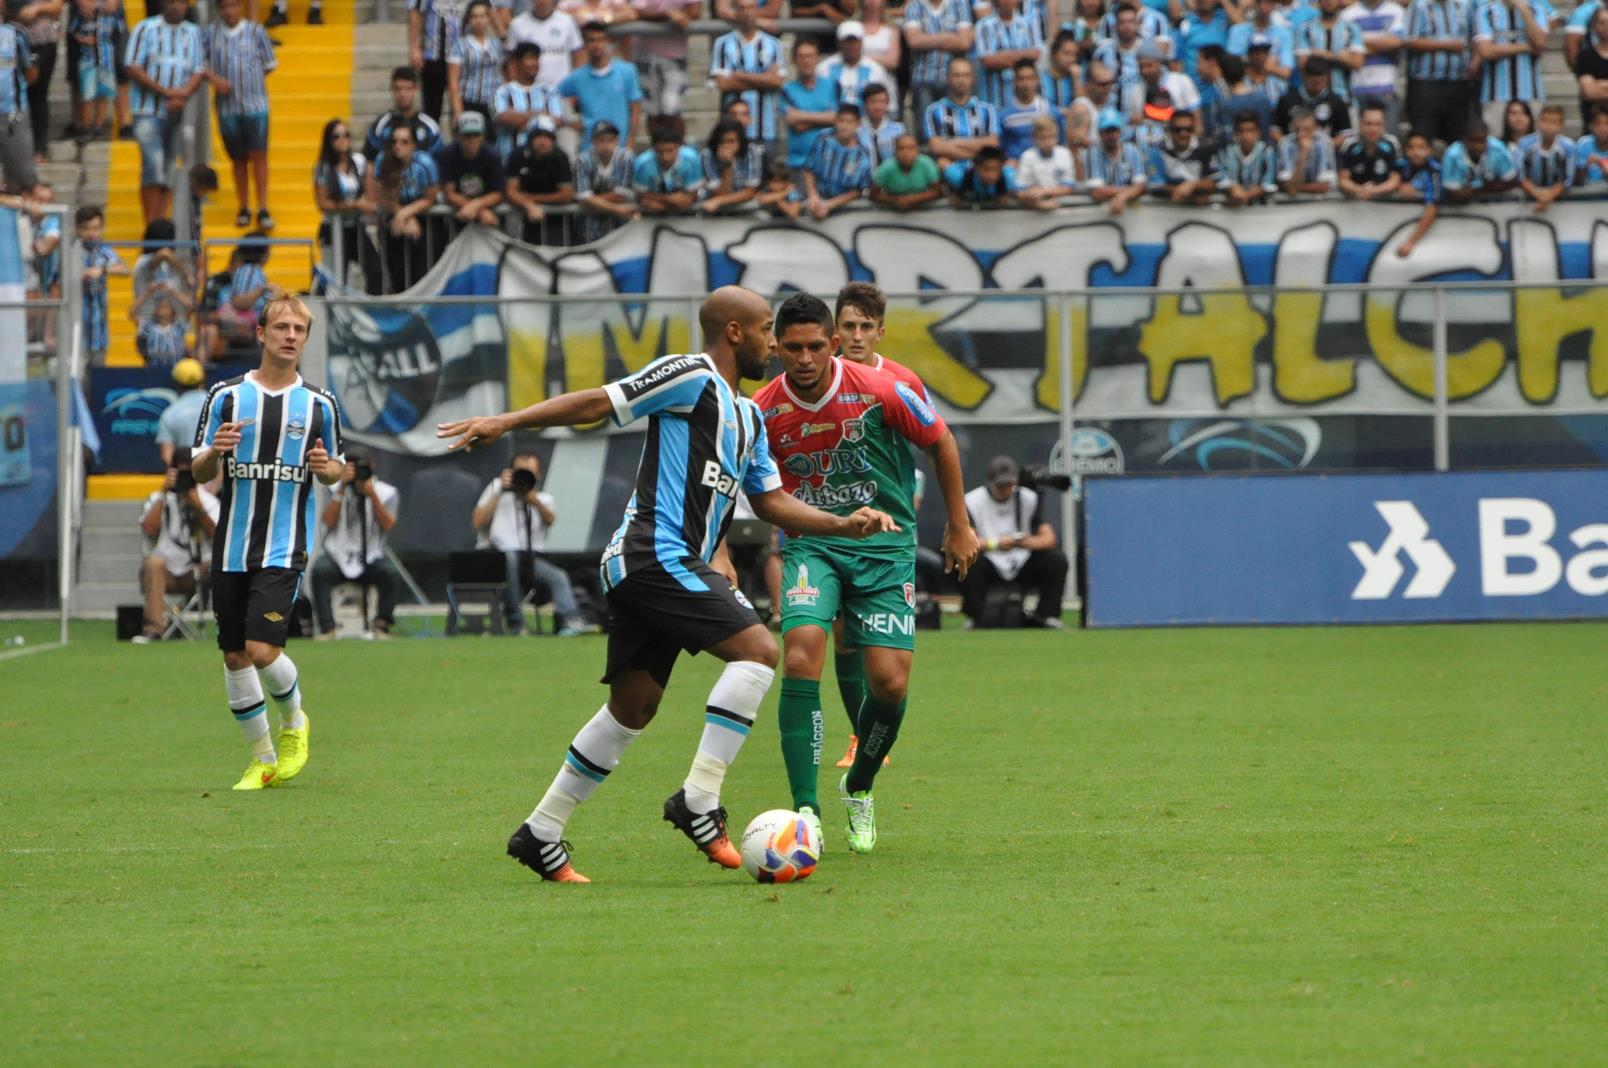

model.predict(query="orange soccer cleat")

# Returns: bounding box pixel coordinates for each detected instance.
[507,824,591,883]
[663,789,741,868]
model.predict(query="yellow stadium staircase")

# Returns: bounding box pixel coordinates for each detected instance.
[103,1,355,368]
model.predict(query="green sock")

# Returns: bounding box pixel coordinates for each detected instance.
[778,678,824,813]
[846,693,905,794]
[833,650,865,735]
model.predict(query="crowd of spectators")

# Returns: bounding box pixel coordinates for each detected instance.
[306,0,1608,292]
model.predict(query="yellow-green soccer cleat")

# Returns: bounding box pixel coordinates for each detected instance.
[838,774,876,854]
[275,712,311,783]
[799,805,824,857]
[232,760,280,791]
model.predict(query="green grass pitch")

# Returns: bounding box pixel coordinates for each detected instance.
[3,620,1606,1064]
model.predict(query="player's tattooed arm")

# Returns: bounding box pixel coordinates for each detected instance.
[749,490,899,539]
[436,389,615,452]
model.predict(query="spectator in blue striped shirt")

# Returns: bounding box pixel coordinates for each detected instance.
[76,205,129,365]
[1146,109,1218,201]
[495,45,564,163]
[631,120,703,214]
[136,296,189,369]
[820,22,898,115]
[857,83,905,169]
[699,118,766,213]
[126,0,205,223]
[1393,129,1440,256]
[448,1,504,125]
[1517,103,1575,211]
[367,125,441,292]
[1084,108,1147,213]
[1404,0,1474,145]
[924,56,1000,165]
[70,0,117,143]
[974,0,1044,109]
[1277,106,1337,192]
[1473,0,1548,134]
[1095,1,1172,56]
[1093,6,1148,97]
[574,120,637,239]
[367,67,443,160]
[408,0,486,122]
[0,12,34,193]
[1218,111,1280,203]
[944,144,1015,205]
[904,0,974,141]
[1296,0,1365,99]
[206,0,277,233]
[1040,30,1081,124]
[1577,105,1608,186]
[710,0,787,151]
[803,103,872,218]
[999,59,1055,162]
[1440,115,1519,200]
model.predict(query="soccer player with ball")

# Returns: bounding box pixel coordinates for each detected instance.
[438,287,897,884]
[752,293,978,853]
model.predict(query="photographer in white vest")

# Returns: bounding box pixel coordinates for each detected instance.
[312,452,403,638]
[134,447,220,643]
[962,455,1068,629]
[472,450,586,636]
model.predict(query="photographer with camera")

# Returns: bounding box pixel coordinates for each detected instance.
[311,453,403,638]
[471,450,587,637]
[962,455,1069,630]
[134,447,220,644]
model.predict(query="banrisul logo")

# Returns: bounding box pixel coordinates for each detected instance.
[1349,501,1456,599]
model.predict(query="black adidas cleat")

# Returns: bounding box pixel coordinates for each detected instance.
[662,789,741,868]
[506,823,590,883]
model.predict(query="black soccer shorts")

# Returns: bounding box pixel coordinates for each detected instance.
[213,568,303,652]
[601,558,762,688]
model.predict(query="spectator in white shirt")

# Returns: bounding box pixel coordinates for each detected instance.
[472,451,587,636]
[506,0,585,89]
[311,455,403,638]
[1014,115,1077,208]
[135,447,219,643]
[962,455,1068,629]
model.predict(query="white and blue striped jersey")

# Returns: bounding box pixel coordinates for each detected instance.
[1473,0,1544,103]
[448,32,504,107]
[1092,40,1144,92]
[1568,0,1603,42]
[137,319,189,367]
[205,19,275,116]
[1041,69,1078,116]
[819,54,898,114]
[1277,135,1338,183]
[1295,17,1365,97]
[906,0,974,86]
[126,16,205,117]
[598,354,781,591]
[1404,0,1472,80]
[409,0,482,63]
[923,94,1000,140]
[1342,0,1407,96]
[195,373,345,573]
[805,135,872,198]
[709,29,786,143]
[492,79,564,161]
[395,152,442,202]
[973,12,1044,108]
[700,142,766,191]
[1217,140,1280,192]
[1442,136,1517,188]
[1083,141,1147,186]
[0,24,33,119]
[1518,133,1576,186]
[1095,7,1172,50]
[859,119,906,168]
[81,243,123,356]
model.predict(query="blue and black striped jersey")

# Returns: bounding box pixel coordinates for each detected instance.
[195,373,344,573]
[599,354,782,591]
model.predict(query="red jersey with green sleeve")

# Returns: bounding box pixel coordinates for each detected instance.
[753,356,946,557]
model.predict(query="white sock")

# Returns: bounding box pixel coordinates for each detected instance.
[526,706,642,841]
[226,665,275,764]
[258,653,304,731]
[683,660,775,813]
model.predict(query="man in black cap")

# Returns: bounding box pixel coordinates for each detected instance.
[961,456,1068,629]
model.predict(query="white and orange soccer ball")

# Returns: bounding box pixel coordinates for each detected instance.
[740,809,821,884]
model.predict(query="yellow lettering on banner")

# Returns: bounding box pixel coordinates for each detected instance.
[558,308,692,427]
[506,328,549,411]
[1270,290,1354,403]
[1363,293,1504,400]
[1515,286,1608,401]
[1137,292,1263,405]
[1034,299,1088,412]
[877,306,991,409]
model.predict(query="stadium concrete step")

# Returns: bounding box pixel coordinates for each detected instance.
[79,555,146,588]
[73,580,143,615]
[81,529,141,558]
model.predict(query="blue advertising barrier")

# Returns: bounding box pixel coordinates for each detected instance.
[1083,470,1608,627]
[88,363,253,473]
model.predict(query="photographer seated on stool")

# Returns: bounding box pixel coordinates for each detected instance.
[311,453,403,638]
[134,447,220,643]
[962,456,1068,629]
[472,450,587,636]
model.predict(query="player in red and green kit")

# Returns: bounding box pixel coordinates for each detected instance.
[749,293,978,853]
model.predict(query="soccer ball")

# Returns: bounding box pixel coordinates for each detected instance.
[740,809,821,884]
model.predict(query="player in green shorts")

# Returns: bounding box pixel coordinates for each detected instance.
[748,293,978,853]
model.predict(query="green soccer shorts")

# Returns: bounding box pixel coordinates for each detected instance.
[779,540,917,651]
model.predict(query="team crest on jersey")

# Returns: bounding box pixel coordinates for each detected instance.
[841,418,865,443]
[286,417,306,441]
[786,564,821,607]
[904,582,915,608]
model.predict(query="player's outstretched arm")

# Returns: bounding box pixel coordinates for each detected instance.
[436,388,615,452]
[751,490,899,540]
[926,428,980,579]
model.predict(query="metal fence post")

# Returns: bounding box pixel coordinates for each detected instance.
[55,232,83,645]
[1058,290,1077,610]
[1432,285,1449,472]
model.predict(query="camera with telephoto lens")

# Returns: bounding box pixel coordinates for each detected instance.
[172,467,196,494]
[1018,464,1072,493]
[354,458,373,485]
[509,467,538,496]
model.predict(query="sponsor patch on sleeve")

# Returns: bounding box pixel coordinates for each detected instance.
[895,380,937,427]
